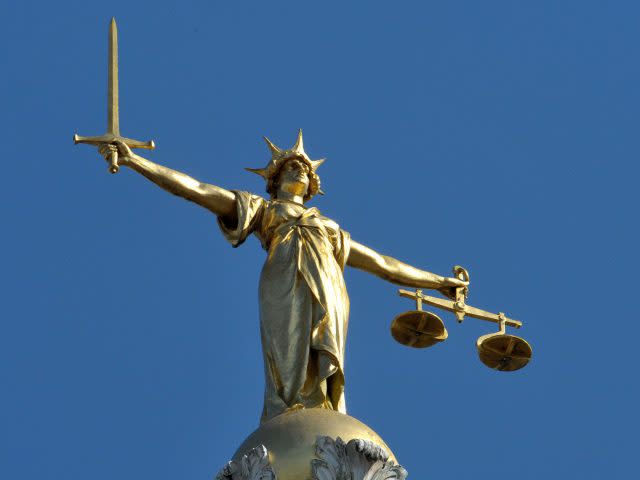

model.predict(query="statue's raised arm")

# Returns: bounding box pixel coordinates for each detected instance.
[100,142,238,224]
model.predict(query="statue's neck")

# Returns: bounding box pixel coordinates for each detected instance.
[276,191,305,205]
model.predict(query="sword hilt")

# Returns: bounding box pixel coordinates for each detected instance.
[109,149,119,174]
[73,133,155,174]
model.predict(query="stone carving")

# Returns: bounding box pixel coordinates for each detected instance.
[311,436,408,480]
[215,445,276,480]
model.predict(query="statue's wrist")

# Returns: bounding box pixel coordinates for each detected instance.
[121,154,139,167]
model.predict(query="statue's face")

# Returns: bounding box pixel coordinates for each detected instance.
[276,158,310,197]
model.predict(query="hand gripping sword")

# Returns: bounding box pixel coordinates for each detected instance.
[74,18,155,173]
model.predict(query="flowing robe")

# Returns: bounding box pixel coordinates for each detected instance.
[218,192,351,423]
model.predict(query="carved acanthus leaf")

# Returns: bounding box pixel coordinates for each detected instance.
[215,444,276,480]
[311,437,408,480]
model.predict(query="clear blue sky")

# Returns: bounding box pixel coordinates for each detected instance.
[2,1,638,479]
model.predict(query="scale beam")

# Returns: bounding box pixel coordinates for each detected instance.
[398,289,523,329]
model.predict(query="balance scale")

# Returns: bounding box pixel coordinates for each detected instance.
[391,266,532,371]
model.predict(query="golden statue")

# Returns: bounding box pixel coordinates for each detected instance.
[76,20,532,480]
[96,132,467,423]
[76,19,473,426]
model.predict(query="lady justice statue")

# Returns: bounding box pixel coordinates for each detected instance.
[77,18,484,480]
[98,132,467,425]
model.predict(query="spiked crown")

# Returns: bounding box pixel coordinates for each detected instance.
[246,130,325,202]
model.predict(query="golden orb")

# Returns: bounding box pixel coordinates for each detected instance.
[232,409,398,480]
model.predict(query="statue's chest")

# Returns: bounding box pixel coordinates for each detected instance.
[258,202,338,247]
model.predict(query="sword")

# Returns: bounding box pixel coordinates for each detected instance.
[74,18,155,173]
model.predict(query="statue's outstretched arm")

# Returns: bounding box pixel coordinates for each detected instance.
[100,142,237,224]
[347,239,466,293]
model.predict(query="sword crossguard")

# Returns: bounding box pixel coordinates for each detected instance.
[74,133,155,174]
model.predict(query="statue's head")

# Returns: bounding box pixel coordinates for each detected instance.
[246,130,324,202]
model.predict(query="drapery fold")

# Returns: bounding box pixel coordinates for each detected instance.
[219,192,350,423]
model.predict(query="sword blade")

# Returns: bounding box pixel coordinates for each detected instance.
[107,17,119,136]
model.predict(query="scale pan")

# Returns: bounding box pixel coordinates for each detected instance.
[390,310,448,348]
[477,334,532,371]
